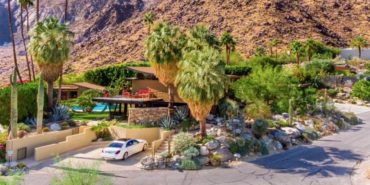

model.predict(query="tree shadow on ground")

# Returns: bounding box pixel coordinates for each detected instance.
[250,145,362,178]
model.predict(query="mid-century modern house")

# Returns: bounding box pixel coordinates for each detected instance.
[54,82,105,100]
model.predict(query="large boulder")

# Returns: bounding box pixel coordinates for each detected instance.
[200,146,209,156]
[281,127,301,138]
[270,130,291,144]
[213,146,233,162]
[206,140,220,151]
[196,156,210,166]
[49,123,61,131]
[293,122,306,132]
[140,156,155,170]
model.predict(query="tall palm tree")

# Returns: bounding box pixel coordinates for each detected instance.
[220,32,236,65]
[350,35,369,58]
[18,0,33,81]
[57,0,69,104]
[29,17,73,109]
[290,40,304,65]
[36,0,39,22]
[145,22,186,114]
[143,12,155,34]
[186,25,220,51]
[7,0,23,82]
[267,38,279,58]
[24,0,35,80]
[304,38,317,62]
[176,47,227,137]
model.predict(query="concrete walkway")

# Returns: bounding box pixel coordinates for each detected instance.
[23,104,370,185]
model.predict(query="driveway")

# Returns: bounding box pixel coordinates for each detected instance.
[24,104,370,185]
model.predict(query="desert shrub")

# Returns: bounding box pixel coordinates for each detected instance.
[76,90,102,112]
[341,112,360,125]
[50,105,71,122]
[352,80,370,101]
[0,82,43,126]
[252,119,269,138]
[209,153,222,166]
[222,51,246,65]
[327,89,338,97]
[159,116,177,130]
[302,128,319,140]
[173,132,196,153]
[91,120,118,140]
[180,159,201,170]
[182,146,199,159]
[50,162,112,185]
[305,59,335,75]
[228,137,253,156]
[217,98,239,118]
[0,173,23,185]
[246,56,281,67]
[42,127,49,132]
[245,100,272,119]
[255,140,269,155]
[17,123,31,132]
[84,62,149,86]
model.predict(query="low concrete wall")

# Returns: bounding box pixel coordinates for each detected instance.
[6,128,78,160]
[34,126,96,161]
[109,126,161,144]
[128,107,168,124]
[152,129,173,153]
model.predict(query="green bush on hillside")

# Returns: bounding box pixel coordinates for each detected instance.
[352,80,370,101]
[84,62,150,86]
[225,65,251,76]
[0,82,43,126]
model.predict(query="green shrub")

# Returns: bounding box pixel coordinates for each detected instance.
[182,146,199,159]
[225,65,251,76]
[256,140,269,155]
[302,128,319,140]
[17,123,31,132]
[0,82,43,126]
[352,80,370,101]
[228,137,252,156]
[76,90,102,112]
[342,112,360,125]
[327,89,338,97]
[91,120,118,140]
[173,132,196,153]
[305,59,335,74]
[245,100,272,119]
[217,98,239,119]
[252,119,269,138]
[84,62,150,86]
[246,56,281,67]
[180,159,201,170]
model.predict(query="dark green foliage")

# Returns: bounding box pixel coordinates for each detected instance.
[352,80,370,101]
[84,62,150,86]
[252,119,269,138]
[256,140,269,155]
[217,98,239,118]
[327,89,338,97]
[305,59,335,75]
[0,82,42,125]
[76,90,102,111]
[225,65,252,76]
[228,137,253,156]
[302,128,319,140]
[246,56,281,68]
[180,159,201,170]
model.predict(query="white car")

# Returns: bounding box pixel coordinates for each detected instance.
[101,139,148,160]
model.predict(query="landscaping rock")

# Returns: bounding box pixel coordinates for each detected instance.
[272,140,283,151]
[214,146,233,162]
[217,128,223,136]
[155,157,166,169]
[196,156,210,166]
[207,114,215,121]
[304,119,315,129]
[49,123,61,131]
[270,130,291,144]
[206,140,220,151]
[293,122,306,132]
[234,153,241,160]
[140,156,155,170]
[281,127,301,138]
[241,132,253,141]
[200,146,209,156]
[0,165,7,175]
[282,113,289,118]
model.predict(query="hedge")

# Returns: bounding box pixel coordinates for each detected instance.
[0,82,40,125]
[225,65,251,76]
[352,80,370,101]
[84,62,150,86]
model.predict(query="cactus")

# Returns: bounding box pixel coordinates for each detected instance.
[288,98,294,126]
[36,77,44,134]
[9,69,18,139]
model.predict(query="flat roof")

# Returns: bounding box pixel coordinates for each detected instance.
[73,82,105,91]
[53,85,79,90]
[127,67,155,76]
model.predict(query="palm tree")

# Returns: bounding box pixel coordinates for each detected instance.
[187,25,220,51]
[24,0,36,80]
[36,0,39,22]
[304,38,317,62]
[350,35,369,58]
[57,0,69,104]
[145,22,186,114]
[254,46,266,57]
[176,47,227,137]
[267,38,279,58]
[220,32,236,65]
[7,0,23,82]
[290,40,304,65]
[17,0,34,81]
[143,12,155,34]
[29,17,73,109]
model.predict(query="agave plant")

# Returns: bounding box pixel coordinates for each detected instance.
[50,105,70,122]
[159,116,177,130]
[24,117,37,128]
[174,106,189,122]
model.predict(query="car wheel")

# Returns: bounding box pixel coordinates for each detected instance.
[122,152,128,160]
[142,144,148,151]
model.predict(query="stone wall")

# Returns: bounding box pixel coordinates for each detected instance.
[128,107,168,124]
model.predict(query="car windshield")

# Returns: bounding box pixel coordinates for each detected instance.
[108,143,123,148]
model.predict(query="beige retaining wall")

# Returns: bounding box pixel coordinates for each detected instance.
[6,128,78,160]
[152,129,173,152]
[34,126,96,161]
[128,107,168,124]
[109,126,161,144]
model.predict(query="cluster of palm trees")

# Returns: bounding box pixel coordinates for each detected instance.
[144,19,233,137]
[7,0,72,109]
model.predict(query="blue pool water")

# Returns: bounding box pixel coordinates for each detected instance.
[72,103,109,112]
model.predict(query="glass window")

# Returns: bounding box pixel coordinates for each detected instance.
[108,143,123,148]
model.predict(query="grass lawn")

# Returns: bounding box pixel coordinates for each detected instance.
[71,112,109,121]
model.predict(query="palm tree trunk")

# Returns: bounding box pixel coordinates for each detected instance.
[358,47,362,58]
[7,0,23,82]
[20,8,32,81]
[167,84,175,117]
[226,46,230,65]
[270,48,273,56]
[57,66,63,104]
[26,8,35,80]
[36,0,40,22]
[64,0,68,22]
[47,80,54,109]
[296,54,300,65]
[200,119,206,138]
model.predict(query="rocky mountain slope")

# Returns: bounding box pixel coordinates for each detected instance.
[0,0,369,85]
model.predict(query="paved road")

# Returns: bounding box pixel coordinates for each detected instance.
[24,104,370,185]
